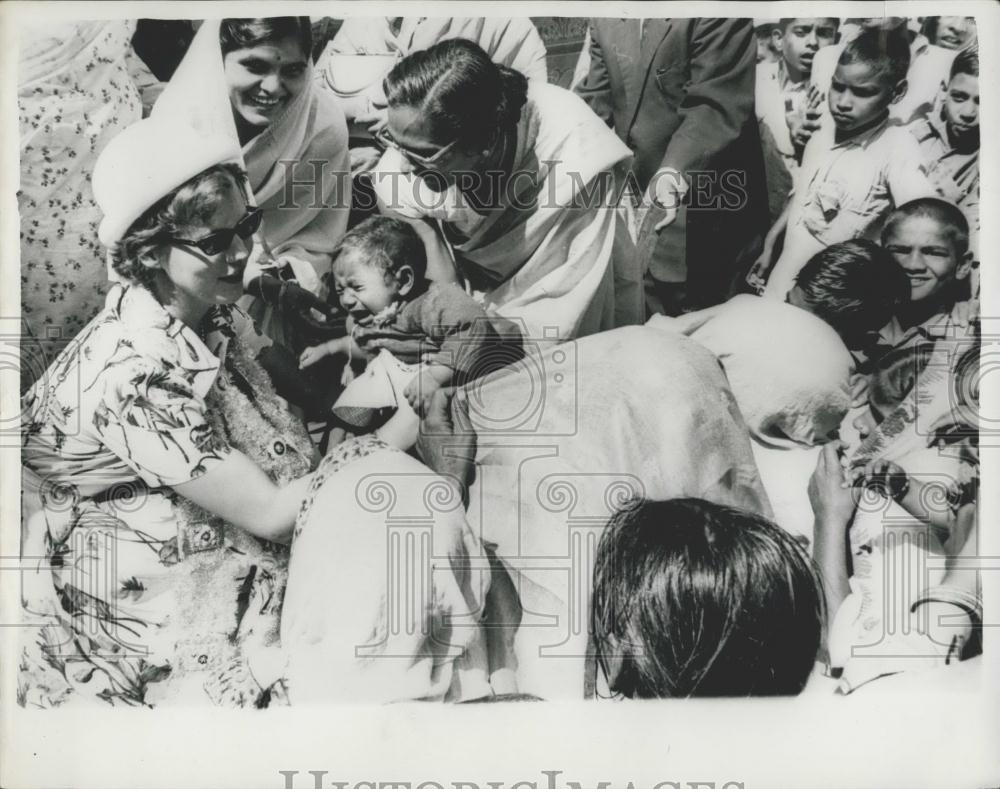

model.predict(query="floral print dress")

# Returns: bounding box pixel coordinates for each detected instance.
[20,284,316,707]
[18,21,142,389]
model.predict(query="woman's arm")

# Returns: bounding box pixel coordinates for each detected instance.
[173,451,312,544]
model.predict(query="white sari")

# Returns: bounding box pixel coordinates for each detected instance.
[373,81,643,342]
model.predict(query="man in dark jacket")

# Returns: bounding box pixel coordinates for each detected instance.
[576,17,767,314]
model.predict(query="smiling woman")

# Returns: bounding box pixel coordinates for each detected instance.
[152,18,351,349]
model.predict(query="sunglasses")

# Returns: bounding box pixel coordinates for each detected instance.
[169,207,263,256]
[373,126,458,166]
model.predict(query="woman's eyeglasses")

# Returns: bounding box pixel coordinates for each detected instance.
[170,207,263,256]
[373,126,458,166]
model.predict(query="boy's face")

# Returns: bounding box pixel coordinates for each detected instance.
[829,61,900,133]
[944,72,979,137]
[332,252,405,324]
[882,215,970,303]
[935,17,976,50]
[774,19,838,76]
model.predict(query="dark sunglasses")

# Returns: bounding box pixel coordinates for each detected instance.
[170,207,263,256]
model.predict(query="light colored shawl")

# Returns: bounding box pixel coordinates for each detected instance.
[650,295,854,449]
[462,326,771,698]
[281,437,489,703]
[373,81,640,341]
[153,19,350,276]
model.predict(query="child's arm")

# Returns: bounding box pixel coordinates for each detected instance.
[403,364,454,418]
[746,201,790,292]
[298,325,366,370]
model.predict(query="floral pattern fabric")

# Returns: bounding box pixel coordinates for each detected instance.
[19,22,142,386]
[20,284,316,708]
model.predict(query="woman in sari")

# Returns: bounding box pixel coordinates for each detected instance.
[18,117,484,707]
[368,38,643,343]
[152,17,351,348]
[18,21,144,389]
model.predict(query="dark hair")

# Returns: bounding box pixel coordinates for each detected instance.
[333,216,428,288]
[881,197,970,257]
[219,17,312,58]
[778,17,840,32]
[384,38,528,148]
[794,239,910,350]
[839,27,911,87]
[951,46,980,79]
[111,163,247,288]
[591,498,822,698]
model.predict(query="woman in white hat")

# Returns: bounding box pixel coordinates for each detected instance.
[152,17,351,350]
[19,117,488,707]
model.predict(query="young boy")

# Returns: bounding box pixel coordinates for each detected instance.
[752,29,936,298]
[810,17,956,127]
[756,18,839,221]
[876,197,974,351]
[299,216,521,423]
[909,49,979,265]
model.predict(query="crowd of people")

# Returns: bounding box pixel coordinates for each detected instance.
[17,15,981,706]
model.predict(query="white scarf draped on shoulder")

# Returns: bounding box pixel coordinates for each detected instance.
[153,19,350,277]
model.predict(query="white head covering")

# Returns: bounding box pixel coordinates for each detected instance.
[93,116,243,246]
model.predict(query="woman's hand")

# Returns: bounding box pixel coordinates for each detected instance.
[415,387,478,502]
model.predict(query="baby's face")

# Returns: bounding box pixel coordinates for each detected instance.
[882,215,967,303]
[332,252,401,324]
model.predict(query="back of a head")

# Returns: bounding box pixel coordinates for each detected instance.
[840,26,911,86]
[591,498,822,698]
[383,38,528,148]
[951,45,980,80]
[219,17,312,57]
[794,239,910,350]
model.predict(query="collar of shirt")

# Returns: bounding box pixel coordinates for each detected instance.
[831,115,889,150]
[111,283,227,400]
[777,58,809,95]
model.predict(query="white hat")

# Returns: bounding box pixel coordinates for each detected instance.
[93,117,244,247]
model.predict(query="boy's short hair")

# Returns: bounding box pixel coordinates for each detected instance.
[111,162,247,289]
[839,27,911,86]
[591,498,822,698]
[334,216,428,284]
[951,46,980,79]
[881,197,970,257]
[794,239,910,350]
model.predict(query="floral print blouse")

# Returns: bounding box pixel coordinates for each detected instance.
[23,284,270,496]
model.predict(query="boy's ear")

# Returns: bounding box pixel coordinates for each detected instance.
[955,249,973,281]
[771,27,784,49]
[889,78,908,105]
[395,265,415,297]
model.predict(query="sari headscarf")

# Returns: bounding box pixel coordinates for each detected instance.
[153,19,350,277]
[373,81,641,341]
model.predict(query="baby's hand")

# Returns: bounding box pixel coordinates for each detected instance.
[404,369,444,419]
[299,344,330,369]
